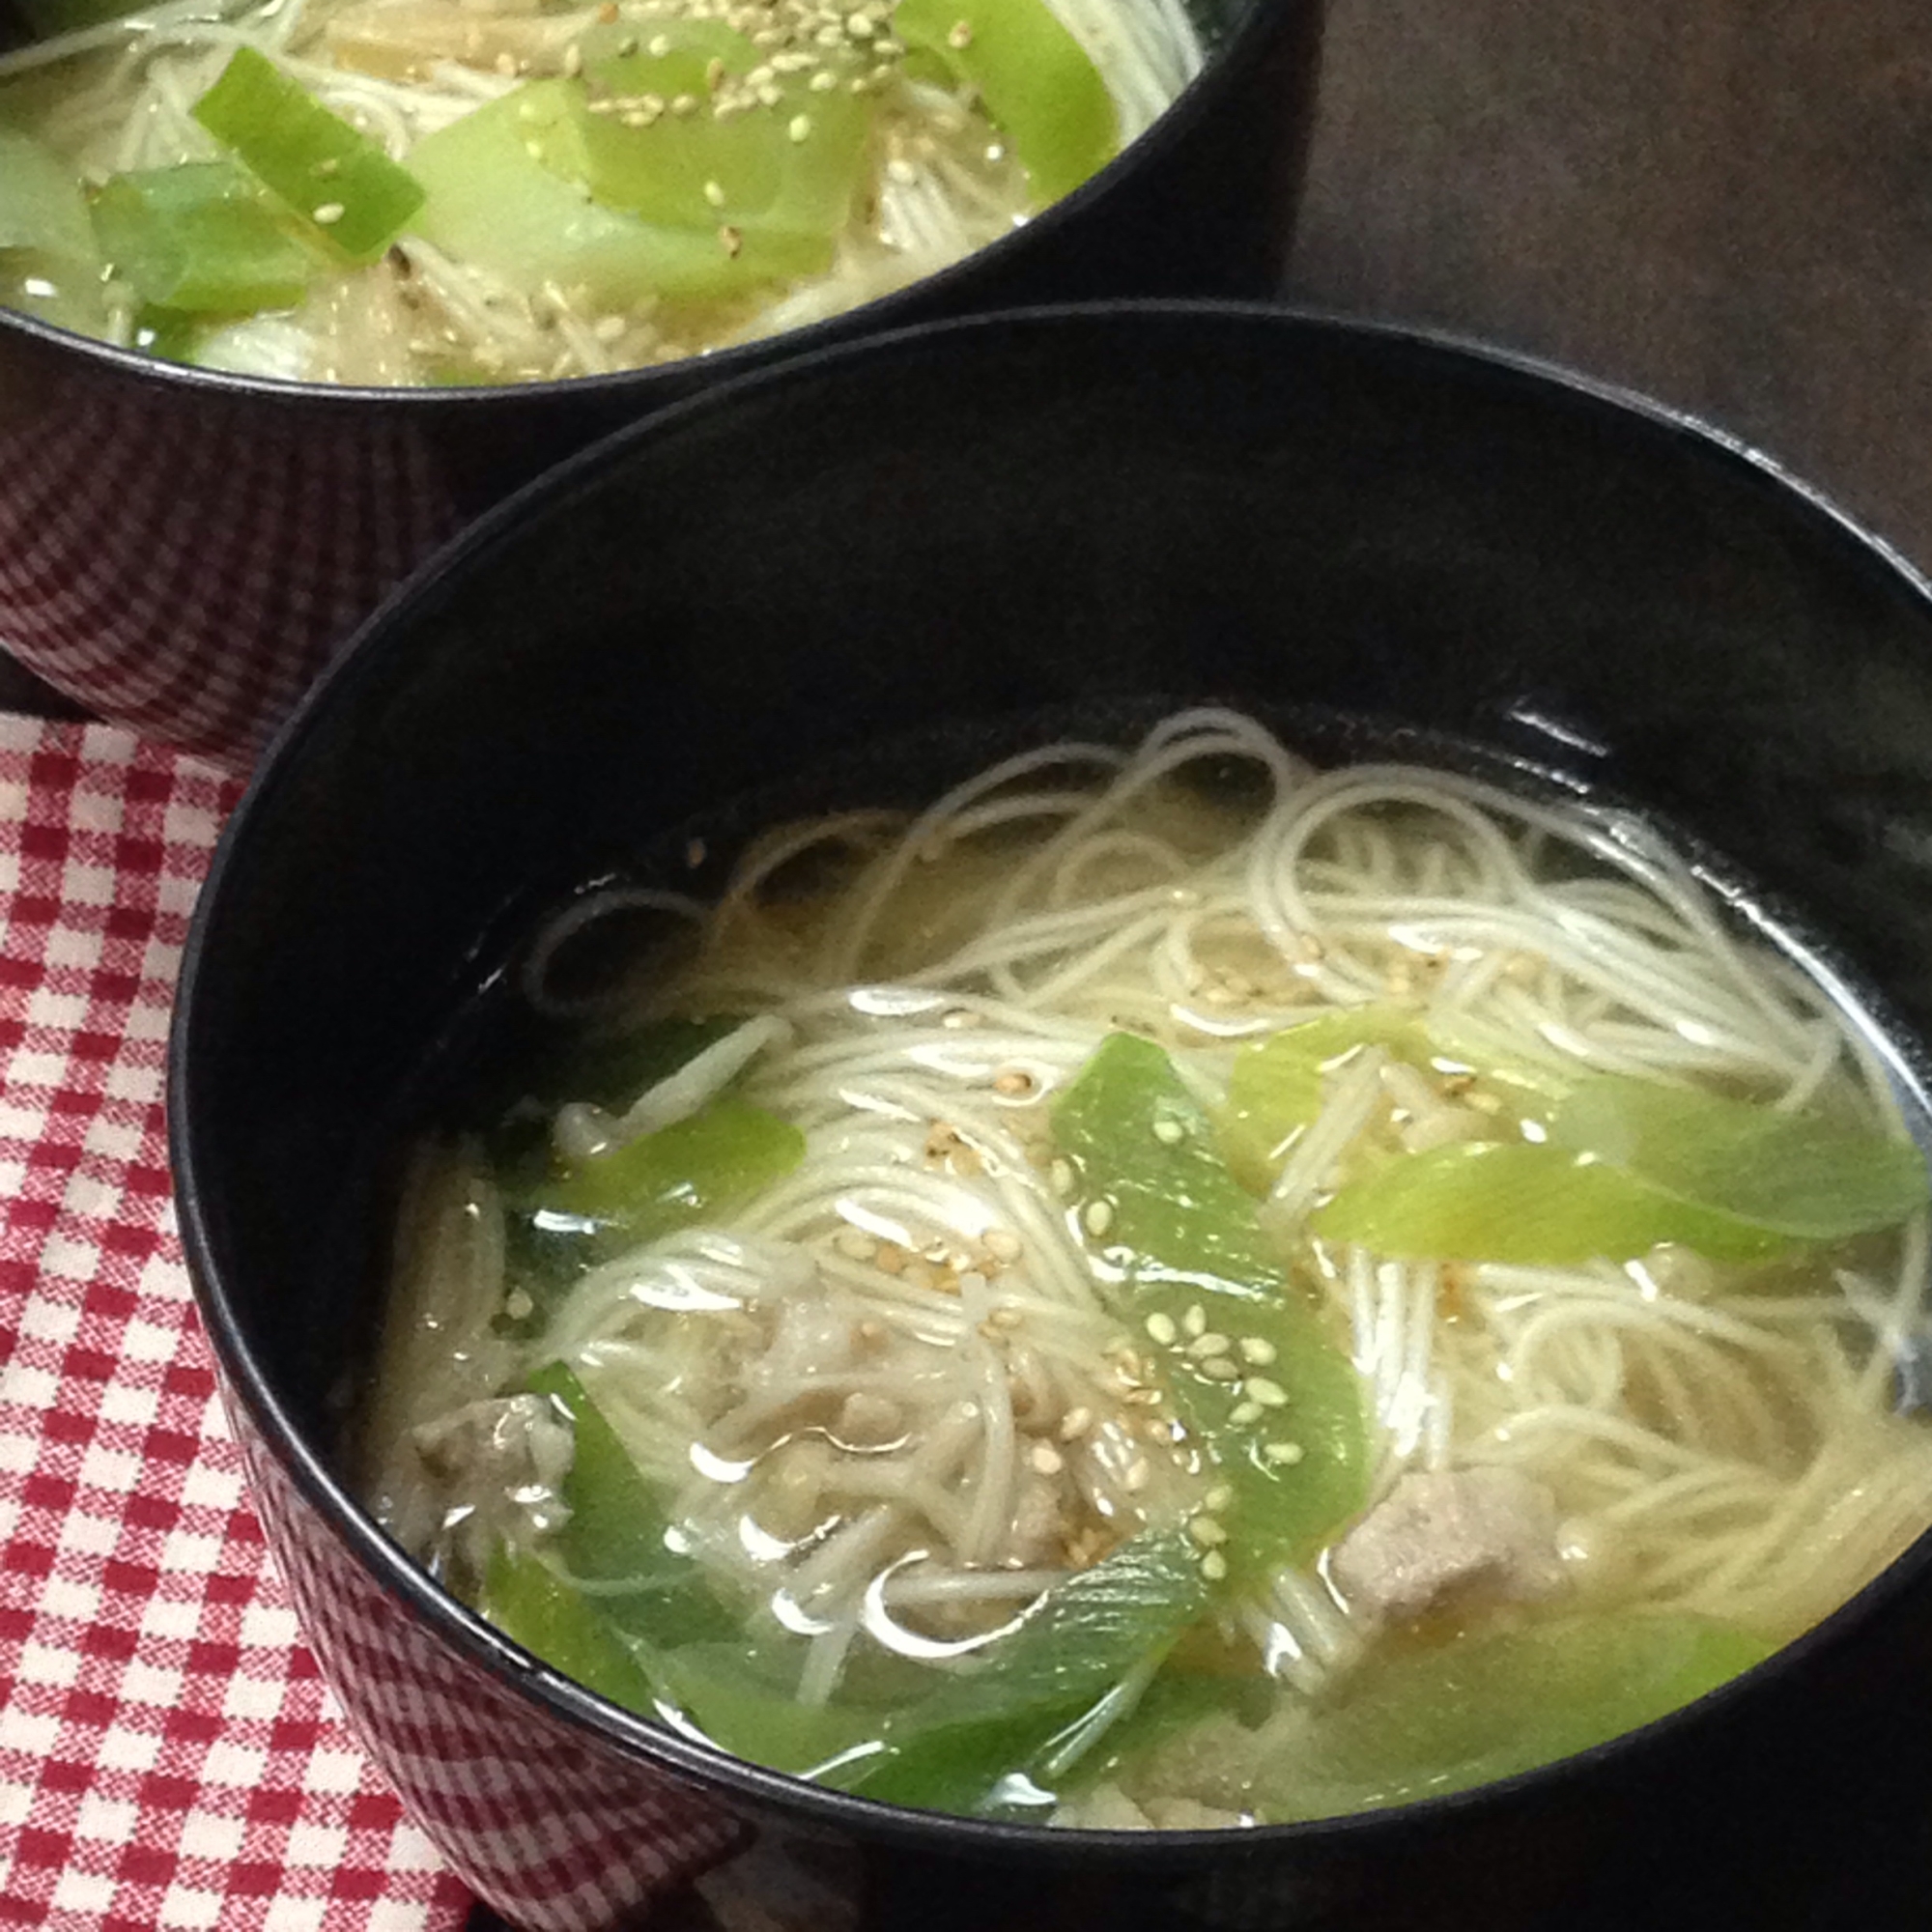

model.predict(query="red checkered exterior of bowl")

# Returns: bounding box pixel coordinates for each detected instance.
[230,1406,753,1929]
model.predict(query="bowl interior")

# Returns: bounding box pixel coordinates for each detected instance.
[175,301,1932,1865]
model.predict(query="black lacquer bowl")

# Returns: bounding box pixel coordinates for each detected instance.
[0,0,1319,771]
[171,305,1932,1932]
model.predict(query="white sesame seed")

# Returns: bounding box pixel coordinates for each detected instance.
[886,156,920,185]
[1199,1357,1240,1380]
[1238,1336,1278,1366]
[673,92,699,114]
[1151,1116,1185,1146]
[647,31,671,53]
[1264,1441,1305,1465]
[809,67,838,89]
[562,41,583,74]
[1181,1304,1207,1339]
[1230,1400,1264,1426]
[1187,1332,1232,1359]
[1202,1549,1229,1581]
[703,178,726,207]
[1188,1516,1228,1548]
[947,16,972,45]
[1244,1377,1289,1407]
[1124,1459,1151,1492]
[1059,1406,1093,1442]
[313,156,340,177]
[1144,1311,1178,1347]
[311,202,346,225]
[1083,1199,1114,1238]
[1030,1443,1065,1477]
[1204,1484,1233,1514]
[1049,1159,1075,1197]
[787,112,812,141]
[983,1228,1024,1264]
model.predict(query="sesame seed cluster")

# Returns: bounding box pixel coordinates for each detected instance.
[574,0,911,129]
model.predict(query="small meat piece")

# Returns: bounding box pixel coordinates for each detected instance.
[413,1391,575,1538]
[1332,1467,1566,1623]
[1006,1471,1070,1570]
[834,1391,906,1448]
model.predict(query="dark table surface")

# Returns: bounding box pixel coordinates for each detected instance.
[1288,0,1932,579]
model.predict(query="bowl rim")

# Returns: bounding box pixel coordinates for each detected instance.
[0,0,1309,411]
[170,296,1932,1860]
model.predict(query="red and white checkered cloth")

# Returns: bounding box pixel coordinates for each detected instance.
[0,720,473,1931]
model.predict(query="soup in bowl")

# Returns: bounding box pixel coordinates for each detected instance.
[0,0,1317,763]
[171,304,1932,1931]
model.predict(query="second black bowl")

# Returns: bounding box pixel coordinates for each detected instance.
[173,303,1932,1931]
[0,0,1319,768]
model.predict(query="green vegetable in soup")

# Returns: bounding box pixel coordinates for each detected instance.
[0,127,96,263]
[477,1367,735,1716]
[1218,1007,1573,1201]
[547,19,872,240]
[91,163,313,313]
[534,1094,806,1243]
[1312,1071,1929,1266]
[129,306,204,362]
[1052,1033,1371,1577]
[1548,1072,1931,1241]
[0,127,104,333]
[408,82,834,306]
[479,1544,661,1717]
[1246,1612,1772,1820]
[647,1643,889,1777]
[848,1528,1208,1813]
[1218,1008,1432,1196]
[895,0,1117,205]
[193,47,426,259]
[525,1363,734,1645]
[1312,1139,1791,1265]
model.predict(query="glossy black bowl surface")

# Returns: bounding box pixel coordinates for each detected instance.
[0,0,1319,769]
[173,303,1932,1932]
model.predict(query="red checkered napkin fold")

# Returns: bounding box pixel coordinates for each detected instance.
[0,721,472,1932]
